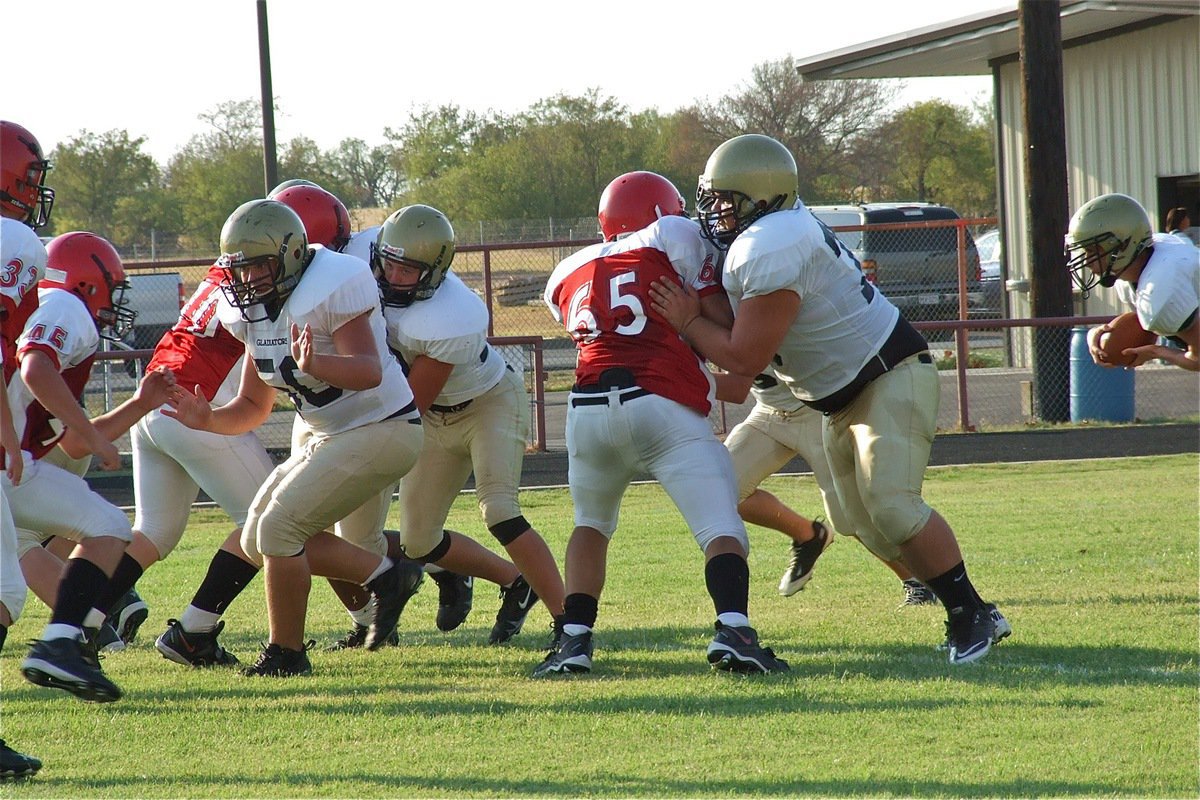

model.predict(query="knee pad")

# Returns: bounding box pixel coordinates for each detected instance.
[405,530,452,564]
[488,516,530,546]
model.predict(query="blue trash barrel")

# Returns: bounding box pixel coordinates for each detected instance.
[1070,325,1135,422]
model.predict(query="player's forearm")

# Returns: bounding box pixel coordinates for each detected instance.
[682,317,772,377]
[304,352,382,391]
[206,394,274,435]
[59,399,150,457]
[22,357,100,440]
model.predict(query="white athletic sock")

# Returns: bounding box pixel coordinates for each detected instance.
[83,608,106,629]
[41,623,82,642]
[178,606,221,633]
[364,558,392,585]
[717,612,751,629]
[349,597,375,627]
[562,623,592,637]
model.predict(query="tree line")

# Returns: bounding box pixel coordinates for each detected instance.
[43,57,995,258]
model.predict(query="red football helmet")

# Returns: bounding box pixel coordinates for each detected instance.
[0,121,55,228]
[41,232,136,340]
[273,184,352,252]
[597,171,686,242]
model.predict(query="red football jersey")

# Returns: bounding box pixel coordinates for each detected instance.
[147,265,244,401]
[544,215,721,416]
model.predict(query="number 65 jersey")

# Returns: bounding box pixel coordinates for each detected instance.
[218,247,414,435]
[543,214,723,416]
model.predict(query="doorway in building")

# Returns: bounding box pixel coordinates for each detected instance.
[1156,173,1200,245]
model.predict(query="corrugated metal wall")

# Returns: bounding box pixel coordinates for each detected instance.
[998,17,1198,328]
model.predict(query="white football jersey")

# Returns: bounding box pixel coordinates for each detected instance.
[8,287,99,442]
[218,247,414,435]
[383,272,507,406]
[722,202,899,402]
[1115,234,1200,337]
[0,218,46,317]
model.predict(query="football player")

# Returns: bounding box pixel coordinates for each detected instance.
[649,134,1009,665]
[369,204,565,644]
[88,258,275,669]
[536,171,789,676]
[165,199,425,677]
[147,185,367,665]
[10,232,176,701]
[0,120,54,366]
[1067,193,1199,372]
[270,186,454,650]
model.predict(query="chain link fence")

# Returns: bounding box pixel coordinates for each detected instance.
[79,220,1194,463]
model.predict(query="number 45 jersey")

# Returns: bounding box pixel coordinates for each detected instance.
[218,247,414,435]
[544,214,723,417]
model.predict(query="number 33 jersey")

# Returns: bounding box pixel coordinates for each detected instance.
[219,247,414,436]
[543,215,723,416]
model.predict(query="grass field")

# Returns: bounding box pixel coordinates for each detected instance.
[3,455,1197,798]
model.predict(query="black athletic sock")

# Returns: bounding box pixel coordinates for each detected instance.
[190,549,261,614]
[50,558,109,627]
[705,552,749,617]
[93,554,145,617]
[924,561,982,613]
[562,592,598,629]
[0,623,7,653]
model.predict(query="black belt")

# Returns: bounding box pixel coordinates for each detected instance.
[570,387,651,407]
[430,399,473,414]
[384,399,422,424]
[804,318,930,415]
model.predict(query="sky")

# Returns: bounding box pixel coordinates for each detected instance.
[12,0,1013,164]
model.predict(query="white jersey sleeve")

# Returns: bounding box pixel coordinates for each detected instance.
[640,215,722,291]
[8,288,100,443]
[384,273,506,405]
[0,218,47,317]
[17,288,99,371]
[1130,235,1200,336]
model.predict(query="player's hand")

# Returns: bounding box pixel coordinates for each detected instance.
[163,383,213,431]
[2,424,22,486]
[133,366,177,410]
[291,322,315,374]
[86,431,121,471]
[1087,323,1114,366]
[1123,343,1173,369]
[648,277,702,334]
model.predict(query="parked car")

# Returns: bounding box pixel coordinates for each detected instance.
[975,228,1003,317]
[808,202,985,326]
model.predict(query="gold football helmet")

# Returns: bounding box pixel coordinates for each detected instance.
[1066,193,1153,292]
[218,199,310,320]
[697,134,798,248]
[371,204,455,307]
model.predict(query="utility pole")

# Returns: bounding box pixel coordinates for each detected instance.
[1019,0,1072,422]
[257,0,279,194]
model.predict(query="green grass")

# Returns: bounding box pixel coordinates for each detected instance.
[4,455,1197,798]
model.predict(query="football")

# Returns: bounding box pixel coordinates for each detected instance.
[1098,311,1157,366]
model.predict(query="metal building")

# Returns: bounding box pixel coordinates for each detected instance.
[793,0,1199,324]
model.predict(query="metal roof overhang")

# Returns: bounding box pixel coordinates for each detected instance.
[793,1,1199,79]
